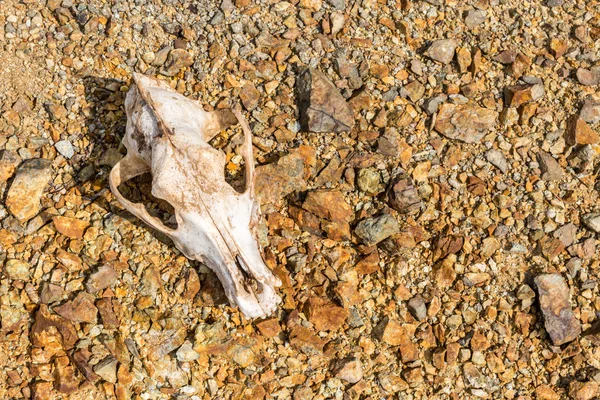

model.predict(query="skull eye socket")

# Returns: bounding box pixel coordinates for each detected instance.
[116,172,178,230]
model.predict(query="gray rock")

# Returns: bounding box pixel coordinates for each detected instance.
[354,214,400,246]
[534,274,581,345]
[537,151,564,181]
[5,158,53,223]
[580,95,600,124]
[407,296,427,321]
[485,149,508,173]
[55,140,74,159]
[582,213,600,233]
[425,39,459,64]
[162,49,193,76]
[297,68,354,133]
[576,68,600,86]
[464,9,486,28]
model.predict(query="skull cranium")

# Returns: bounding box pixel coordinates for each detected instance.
[109,73,281,318]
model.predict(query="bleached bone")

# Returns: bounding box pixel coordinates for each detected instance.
[109,73,281,318]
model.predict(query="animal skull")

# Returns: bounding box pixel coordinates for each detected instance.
[109,73,281,318]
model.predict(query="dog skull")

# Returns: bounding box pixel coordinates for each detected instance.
[109,73,281,318]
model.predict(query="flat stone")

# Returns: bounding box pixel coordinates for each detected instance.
[96,298,119,328]
[297,68,354,132]
[333,356,363,383]
[425,39,459,64]
[375,318,407,346]
[6,159,53,223]
[434,102,498,143]
[537,151,564,181]
[407,296,427,321]
[504,83,544,107]
[305,297,348,331]
[485,149,508,173]
[288,324,325,355]
[239,82,260,111]
[86,264,118,293]
[0,150,21,183]
[582,213,600,233]
[553,223,577,247]
[576,68,600,86]
[53,216,90,239]
[93,356,118,384]
[580,95,600,124]
[401,80,425,102]
[255,145,316,205]
[54,292,98,324]
[4,259,30,280]
[40,282,64,304]
[569,381,598,400]
[493,50,517,64]
[302,189,353,223]
[45,102,68,121]
[31,305,78,350]
[354,214,399,246]
[565,114,598,146]
[176,340,200,362]
[534,274,581,345]
[55,140,74,159]
[255,318,282,338]
[162,49,193,76]
[464,9,486,28]
[357,168,381,195]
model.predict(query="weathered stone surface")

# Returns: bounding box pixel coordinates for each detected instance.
[434,102,498,143]
[4,259,30,280]
[407,296,427,321]
[576,68,600,86]
[569,381,598,400]
[162,49,193,76]
[387,175,421,214]
[305,297,348,331]
[53,216,90,239]
[5,159,53,222]
[288,324,325,355]
[580,95,600,124]
[582,213,600,233]
[302,189,353,223]
[54,292,98,324]
[354,214,399,246]
[565,114,599,146]
[31,305,78,350]
[504,83,544,107]
[256,318,282,338]
[297,68,354,132]
[176,340,200,362]
[493,49,517,64]
[93,356,118,383]
[239,82,260,111]
[255,145,316,205]
[534,274,581,346]
[537,151,564,181]
[0,150,21,183]
[86,264,118,293]
[40,283,65,304]
[424,39,458,64]
[333,356,363,383]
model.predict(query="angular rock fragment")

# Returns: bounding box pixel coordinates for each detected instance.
[4,259,30,281]
[485,149,508,173]
[424,39,458,64]
[93,356,118,383]
[302,189,353,223]
[354,214,399,246]
[493,50,517,64]
[53,216,90,239]
[407,296,427,321]
[255,145,316,205]
[504,83,544,108]
[582,213,600,233]
[86,265,118,293]
[0,150,21,183]
[534,274,581,345]
[387,175,421,214]
[239,82,260,111]
[537,151,564,181]
[296,68,354,132]
[31,305,78,350]
[54,292,98,324]
[5,158,53,223]
[162,49,193,76]
[305,297,348,331]
[434,102,498,143]
[565,114,599,146]
[333,356,363,383]
[580,95,600,124]
[576,68,600,86]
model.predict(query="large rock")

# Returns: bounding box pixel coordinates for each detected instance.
[434,102,498,143]
[387,175,421,214]
[565,114,598,146]
[296,68,354,132]
[6,158,53,222]
[255,145,316,205]
[534,274,581,346]
[424,39,459,64]
[354,214,399,245]
[302,189,353,223]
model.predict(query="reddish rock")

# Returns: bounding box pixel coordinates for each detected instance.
[565,114,599,146]
[302,189,353,223]
[54,292,98,324]
[387,175,421,214]
[305,297,348,331]
[96,297,119,328]
[239,82,260,111]
[31,305,78,350]
[256,318,282,338]
[288,324,326,355]
[53,216,90,239]
[5,158,53,223]
[0,150,21,183]
[504,83,544,108]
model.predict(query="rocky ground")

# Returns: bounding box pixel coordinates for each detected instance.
[1,0,600,399]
